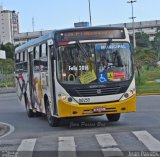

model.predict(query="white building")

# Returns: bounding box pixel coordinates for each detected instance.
[0,5,19,44]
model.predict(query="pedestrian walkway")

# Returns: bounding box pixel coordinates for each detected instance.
[0,130,160,157]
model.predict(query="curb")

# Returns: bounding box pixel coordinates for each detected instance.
[0,122,15,139]
[0,87,16,94]
[0,124,10,137]
[136,93,160,96]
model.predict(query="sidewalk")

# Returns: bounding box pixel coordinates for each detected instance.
[0,87,16,94]
[0,123,10,137]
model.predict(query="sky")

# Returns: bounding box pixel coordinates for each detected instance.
[1,0,160,33]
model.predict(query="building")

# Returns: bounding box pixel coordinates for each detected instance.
[74,22,90,28]
[0,5,19,44]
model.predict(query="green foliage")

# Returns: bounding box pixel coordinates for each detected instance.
[0,58,15,73]
[135,47,158,67]
[153,32,160,51]
[136,67,160,94]
[134,47,158,83]
[0,58,15,87]
[0,42,15,59]
[135,32,151,48]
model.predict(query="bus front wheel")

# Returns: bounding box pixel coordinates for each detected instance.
[106,113,121,122]
[45,99,60,127]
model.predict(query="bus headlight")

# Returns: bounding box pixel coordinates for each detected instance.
[120,77,136,101]
[58,93,78,104]
[68,97,73,102]
[58,93,67,101]
[120,88,136,101]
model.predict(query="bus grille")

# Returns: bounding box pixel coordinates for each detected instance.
[76,86,121,97]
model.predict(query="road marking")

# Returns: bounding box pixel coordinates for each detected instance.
[95,134,123,157]
[58,136,77,157]
[133,130,160,151]
[0,122,15,139]
[16,138,36,157]
[17,138,36,151]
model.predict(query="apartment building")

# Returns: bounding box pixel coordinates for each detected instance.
[0,5,19,44]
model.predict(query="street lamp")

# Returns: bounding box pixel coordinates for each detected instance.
[127,0,136,49]
[88,0,92,26]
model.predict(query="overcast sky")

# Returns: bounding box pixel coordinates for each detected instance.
[1,0,160,32]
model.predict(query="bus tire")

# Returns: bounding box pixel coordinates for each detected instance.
[45,99,60,127]
[24,94,34,118]
[106,113,120,122]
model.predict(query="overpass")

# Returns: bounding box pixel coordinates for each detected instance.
[13,30,52,45]
[13,20,160,45]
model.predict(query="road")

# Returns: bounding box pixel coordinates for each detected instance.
[0,93,160,157]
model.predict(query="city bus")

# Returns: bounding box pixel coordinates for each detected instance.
[15,26,136,126]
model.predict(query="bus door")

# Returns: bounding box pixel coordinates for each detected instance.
[28,50,36,110]
[47,40,58,115]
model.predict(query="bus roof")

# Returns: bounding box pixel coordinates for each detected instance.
[15,26,127,54]
[15,31,55,53]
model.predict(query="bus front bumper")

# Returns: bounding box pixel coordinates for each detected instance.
[57,94,136,118]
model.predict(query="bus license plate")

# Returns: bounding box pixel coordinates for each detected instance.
[93,107,106,113]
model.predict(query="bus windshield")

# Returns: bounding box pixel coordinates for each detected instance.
[57,42,132,85]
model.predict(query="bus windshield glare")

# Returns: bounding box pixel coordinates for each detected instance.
[57,42,132,85]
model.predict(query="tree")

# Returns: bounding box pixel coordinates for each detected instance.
[0,42,15,59]
[135,32,151,48]
[134,47,157,83]
[153,32,160,60]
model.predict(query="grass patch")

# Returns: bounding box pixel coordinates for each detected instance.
[135,67,160,94]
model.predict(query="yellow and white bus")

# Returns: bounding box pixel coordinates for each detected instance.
[15,26,136,126]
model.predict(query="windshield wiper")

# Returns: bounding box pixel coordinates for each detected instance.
[76,41,93,71]
[76,41,89,57]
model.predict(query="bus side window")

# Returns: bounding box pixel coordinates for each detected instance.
[40,43,48,71]
[23,62,27,72]
[33,47,40,72]
[20,52,23,62]
[42,43,47,57]
[16,62,23,73]
[15,53,20,63]
[25,51,28,61]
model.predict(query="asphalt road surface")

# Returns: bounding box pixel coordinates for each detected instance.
[0,93,160,157]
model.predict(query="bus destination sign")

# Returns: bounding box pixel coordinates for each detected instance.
[56,28,125,42]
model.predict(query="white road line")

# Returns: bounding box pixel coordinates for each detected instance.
[16,138,36,157]
[58,136,77,157]
[95,134,123,157]
[17,138,36,151]
[0,122,15,139]
[133,130,160,151]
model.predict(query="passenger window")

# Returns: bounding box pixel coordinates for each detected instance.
[35,46,40,59]
[42,43,47,57]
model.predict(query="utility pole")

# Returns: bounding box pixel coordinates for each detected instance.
[32,17,35,32]
[88,0,92,26]
[127,0,136,50]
